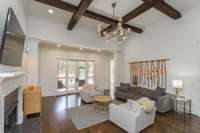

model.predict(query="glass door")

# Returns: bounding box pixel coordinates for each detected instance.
[87,62,94,84]
[77,62,87,90]
[67,61,78,91]
[58,60,67,92]
[58,59,94,93]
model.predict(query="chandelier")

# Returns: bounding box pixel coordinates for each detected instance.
[97,2,130,44]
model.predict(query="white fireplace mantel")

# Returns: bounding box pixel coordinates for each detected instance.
[0,71,25,133]
[0,71,25,83]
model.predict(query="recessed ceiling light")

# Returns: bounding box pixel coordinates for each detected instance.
[57,44,61,47]
[80,48,83,50]
[48,9,54,14]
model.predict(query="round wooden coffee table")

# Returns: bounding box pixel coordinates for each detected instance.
[94,96,112,113]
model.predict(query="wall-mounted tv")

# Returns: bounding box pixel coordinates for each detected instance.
[0,7,25,66]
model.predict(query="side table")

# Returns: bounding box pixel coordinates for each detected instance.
[171,96,191,120]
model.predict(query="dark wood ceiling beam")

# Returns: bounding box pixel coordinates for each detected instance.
[68,0,93,30]
[123,2,153,23]
[153,1,181,19]
[102,0,181,33]
[34,0,77,12]
[142,0,181,19]
[84,11,143,33]
[34,0,143,33]
[102,2,153,33]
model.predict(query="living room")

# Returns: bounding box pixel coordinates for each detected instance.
[0,0,200,133]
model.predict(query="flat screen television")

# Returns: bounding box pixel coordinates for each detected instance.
[0,7,25,66]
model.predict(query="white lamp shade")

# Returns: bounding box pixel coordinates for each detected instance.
[172,80,183,88]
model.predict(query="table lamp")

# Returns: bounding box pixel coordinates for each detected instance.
[172,80,183,97]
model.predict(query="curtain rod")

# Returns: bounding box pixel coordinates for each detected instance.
[129,58,170,64]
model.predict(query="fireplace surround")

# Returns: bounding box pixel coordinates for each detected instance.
[0,71,24,133]
[4,88,18,132]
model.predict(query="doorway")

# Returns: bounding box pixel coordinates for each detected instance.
[58,59,94,93]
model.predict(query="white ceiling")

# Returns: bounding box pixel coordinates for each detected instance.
[28,0,200,30]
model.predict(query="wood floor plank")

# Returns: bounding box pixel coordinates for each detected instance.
[15,94,200,133]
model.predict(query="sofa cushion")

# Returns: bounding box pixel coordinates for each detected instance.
[130,86,140,93]
[131,93,143,100]
[119,83,130,92]
[115,91,134,99]
[140,87,154,98]
[152,87,166,100]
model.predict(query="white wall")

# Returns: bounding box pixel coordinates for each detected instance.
[27,16,120,51]
[121,5,200,116]
[0,0,27,72]
[25,9,123,90]
[38,44,113,97]
[25,38,40,85]
[25,3,124,87]
[113,51,123,87]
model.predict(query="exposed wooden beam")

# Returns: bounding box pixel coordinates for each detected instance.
[142,0,181,19]
[35,0,77,12]
[34,0,143,33]
[102,3,153,33]
[68,0,93,30]
[153,1,181,19]
[84,10,143,33]
[123,3,153,23]
[102,0,181,33]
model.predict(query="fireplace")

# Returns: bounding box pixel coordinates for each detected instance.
[0,71,24,133]
[4,89,18,133]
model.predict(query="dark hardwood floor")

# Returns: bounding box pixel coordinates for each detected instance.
[15,94,200,133]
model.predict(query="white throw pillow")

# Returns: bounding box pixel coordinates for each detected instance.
[89,90,100,97]
[83,84,95,91]
[127,99,141,113]
[138,97,155,113]
[95,87,103,92]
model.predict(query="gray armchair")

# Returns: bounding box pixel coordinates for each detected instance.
[156,94,171,113]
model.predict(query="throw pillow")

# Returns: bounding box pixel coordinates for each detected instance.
[128,99,141,113]
[119,83,130,92]
[95,87,102,92]
[152,87,166,100]
[138,97,155,113]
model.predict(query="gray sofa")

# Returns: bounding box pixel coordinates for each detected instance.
[115,83,172,113]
